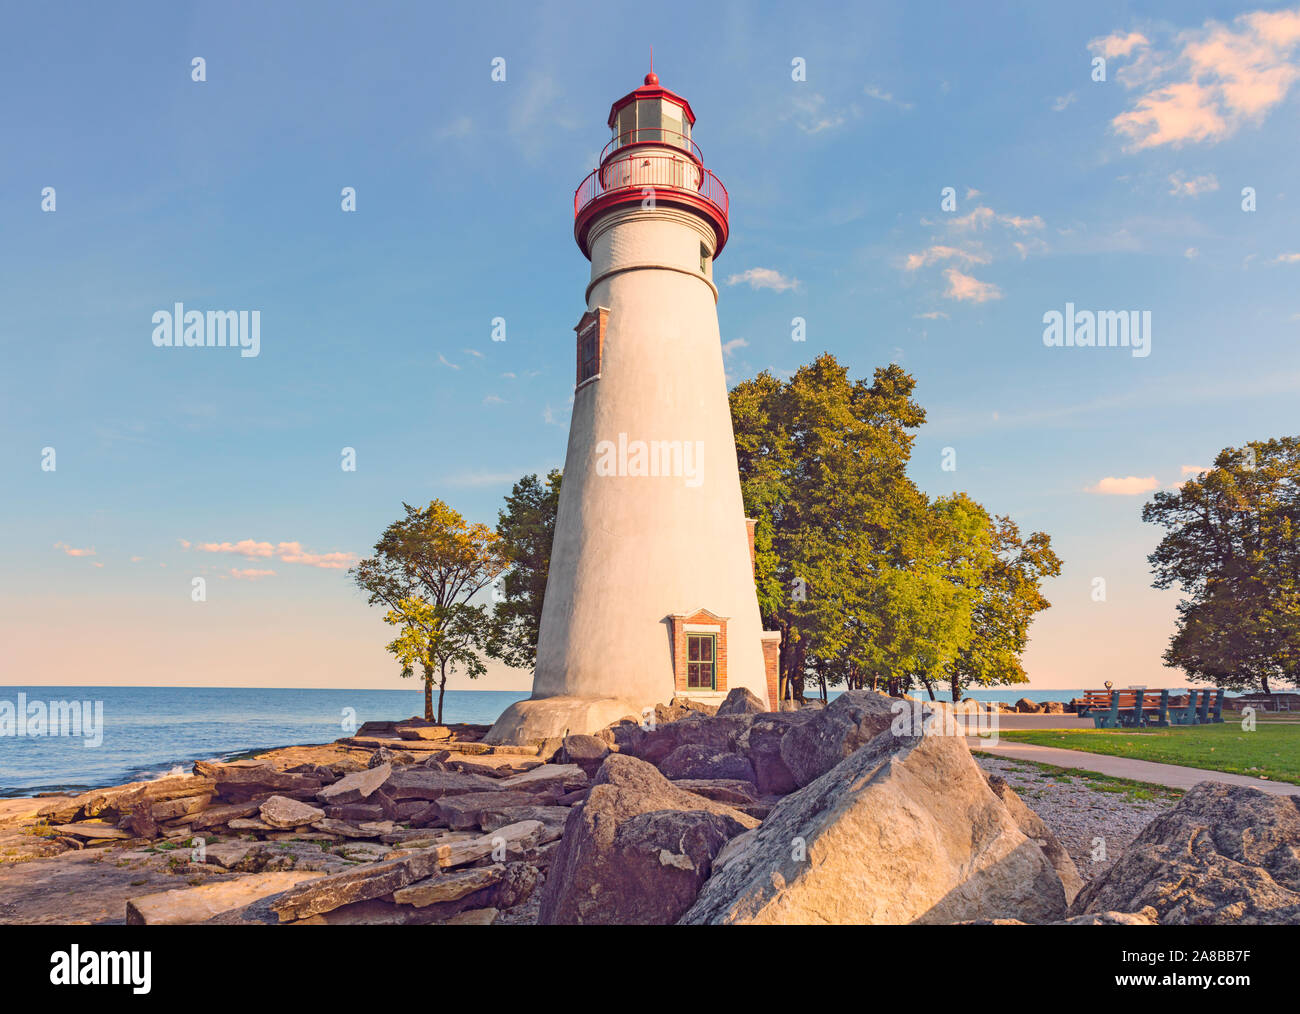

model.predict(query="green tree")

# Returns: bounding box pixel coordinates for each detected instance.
[1143,437,1300,693]
[383,598,489,723]
[485,469,562,670]
[351,500,508,720]
[731,354,1059,703]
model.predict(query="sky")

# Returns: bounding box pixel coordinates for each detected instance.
[2,1,1298,691]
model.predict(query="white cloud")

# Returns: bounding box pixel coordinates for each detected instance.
[1096,11,1300,150]
[725,267,802,292]
[483,394,505,405]
[943,268,1002,303]
[437,353,460,370]
[1168,170,1220,197]
[1090,31,1151,59]
[1052,92,1077,112]
[230,568,275,580]
[190,540,356,570]
[54,542,96,557]
[915,311,950,320]
[864,84,913,111]
[903,245,991,271]
[1274,252,1300,264]
[1085,475,1161,495]
[721,337,749,356]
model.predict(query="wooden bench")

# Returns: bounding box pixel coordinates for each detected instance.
[1073,688,1226,728]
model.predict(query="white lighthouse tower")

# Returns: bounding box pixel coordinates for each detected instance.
[487,71,780,744]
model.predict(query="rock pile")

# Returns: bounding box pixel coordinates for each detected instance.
[20,693,1298,925]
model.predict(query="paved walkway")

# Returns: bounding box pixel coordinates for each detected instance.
[968,738,1299,796]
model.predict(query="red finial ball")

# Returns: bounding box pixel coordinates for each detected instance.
[644,71,659,86]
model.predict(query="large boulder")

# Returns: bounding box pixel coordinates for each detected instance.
[985,773,1085,906]
[659,744,756,783]
[716,687,767,716]
[624,713,754,768]
[680,718,1068,924]
[777,690,898,789]
[1014,698,1043,714]
[537,754,757,925]
[559,734,611,778]
[1072,782,1300,924]
[736,711,818,795]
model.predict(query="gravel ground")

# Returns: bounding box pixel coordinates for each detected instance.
[975,754,1181,882]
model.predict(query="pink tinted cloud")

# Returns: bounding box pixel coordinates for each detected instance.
[1097,9,1300,150]
[1086,476,1161,495]
[189,539,357,570]
[54,542,97,557]
[943,268,1002,303]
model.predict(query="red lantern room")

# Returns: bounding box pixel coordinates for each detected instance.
[574,72,729,260]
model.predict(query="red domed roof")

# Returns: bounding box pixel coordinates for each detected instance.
[606,75,696,128]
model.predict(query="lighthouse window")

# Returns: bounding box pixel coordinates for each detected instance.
[578,326,600,383]
[700,243,710,274]
[686,634,716,689]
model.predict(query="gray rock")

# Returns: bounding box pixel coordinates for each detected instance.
[659,744,757,783]
[258,795,326,829]
[559,734,611,777]
[985,773,1085,906]
[777,689,898,790]
[671,778,761,806]
[736,711,817,795]
[384,768,502,801]
[315,762,391,805]
[716,687,767,716]
[537,754,757,924]
[1072,782,1300,924]
[681,725,1067,925]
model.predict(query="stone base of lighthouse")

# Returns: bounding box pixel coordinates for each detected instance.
[483,695,642,746]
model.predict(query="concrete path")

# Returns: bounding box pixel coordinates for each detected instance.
[968,738,1299,796]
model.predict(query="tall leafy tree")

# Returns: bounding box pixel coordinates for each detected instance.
[1143,437,1300,693]
[485,469,562,670]
[731,354,1059,702]
[351,500,508,720]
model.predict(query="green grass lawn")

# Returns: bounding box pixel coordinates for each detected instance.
[996,722,1300,786]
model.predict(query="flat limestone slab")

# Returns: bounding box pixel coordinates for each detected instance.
[484,696,640,746]
[126,871,323,925]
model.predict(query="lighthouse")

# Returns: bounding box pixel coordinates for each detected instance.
[487,71,781,744]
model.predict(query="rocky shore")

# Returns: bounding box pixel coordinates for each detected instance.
[1,691,1296,925]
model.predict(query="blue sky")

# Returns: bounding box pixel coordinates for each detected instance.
[3,1,1298,690]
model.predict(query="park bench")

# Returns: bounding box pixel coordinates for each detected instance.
[1076,688,1226,728]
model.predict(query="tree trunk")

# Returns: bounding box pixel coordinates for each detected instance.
[921,676,936,701]
[423,664,434,721]
[950,673,962,703]
[437,660,449,725]
[1262,674,1272,695]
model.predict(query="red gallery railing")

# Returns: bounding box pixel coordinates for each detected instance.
[600,128,703,164]
[574,153,728,220]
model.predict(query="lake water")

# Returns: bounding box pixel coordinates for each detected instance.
[0,686,529,797]
[0,685,1193,797]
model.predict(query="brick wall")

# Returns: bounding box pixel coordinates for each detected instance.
[671,608,728,693]
[760,632,781,711]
